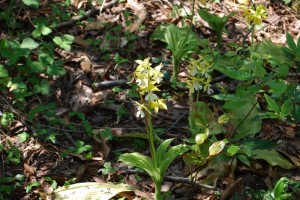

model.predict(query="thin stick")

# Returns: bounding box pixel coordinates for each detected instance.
[123,169,221,191]
[53,0,118,31]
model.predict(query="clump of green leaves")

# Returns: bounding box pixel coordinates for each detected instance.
[282,33,300,69]
[0,174,25,199]
[32,18,52,38]
[1,112,14,127]
[62,141,92,159]
[264,94,293,121]
[22,0,39,9]
[151,24,199,82]
[53,34,75,51]
[264,177,300,200]
[198,9,234,48]
[0,142,21,164]
[100,162,116,175]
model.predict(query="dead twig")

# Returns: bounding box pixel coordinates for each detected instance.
[92,75,228,91]
[93,80,129,90]
[123,169,221,191]
[53,0,118,31]
[163,110,189,134]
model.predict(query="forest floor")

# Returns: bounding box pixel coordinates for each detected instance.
[0,0,300,199]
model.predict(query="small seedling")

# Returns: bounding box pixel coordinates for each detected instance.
[53,34,74,51]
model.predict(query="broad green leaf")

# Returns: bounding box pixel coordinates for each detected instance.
[283,0,292,3]
[39,53,54,65]
[280,98,293,119]
[1,112,14,126]
[274,177,288,198]
[210,123,226,135]
[156,138,173,166]
[263,112,280,119]
[28,105,47,121]
[197,9,213,24]
[100,128,113,140]
[1,47,29,66]
[195,133,208,145]
[160,144,190,177]
[53,37,63,45]
[218,114,230,124]
[286,33,297,53]
[264,94,280,113]
[63,34,75,44]
[254,40,286,61]
[214,66,252,81]
[20,38,39,50]
[30,61,45,73]
[277,65,289,76]
[183,152,206,166]
[254,65,266,78]
[150,24,168,42]
[241,139,276,150]
[118,153,161,184]
[151,24,199,62]
[237,154,250,167]
[282,47,295,59]
[17,132,30,143]
[41,26,52,35]
[266,80,288,96]
[22,0,39,8]
[39,80,50,95]
[223,101,247,109]
[252,149,293,169]
[32,29,41,38]
[209,140,227,156]
[189,101,214,128]
[197,9,234,47]
[227,145,240,156]
[224,97,262,139]
[60,43,71,51]
[47,65,66,76]
[26,182,41,193]
[0,65,8,77]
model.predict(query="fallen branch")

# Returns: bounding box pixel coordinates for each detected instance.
[92,74,228,91]
[93,79,129,90]
[123,169,221,191]
[53,0,118,31]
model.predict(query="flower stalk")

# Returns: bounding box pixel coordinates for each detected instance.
[118,58,190,200]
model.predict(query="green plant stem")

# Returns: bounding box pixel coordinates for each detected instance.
[155,184,163,200]
[146,111,157,167]
[191,0,196,20]
[146,110,163,200]
[251,26,255,52]
[171,58,179,83]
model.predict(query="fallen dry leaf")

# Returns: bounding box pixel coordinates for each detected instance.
[125,0,147,33]
[80,55,92,73]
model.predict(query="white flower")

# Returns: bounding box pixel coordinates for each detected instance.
[135,101,146,118]
[136,106,145,118]
[145,92,158,101]
[188,62,199,76]
[207,87,214,94]
[148,63,163,84]
[136,77,148,88]
[193,81,203,91]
